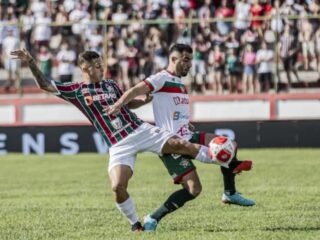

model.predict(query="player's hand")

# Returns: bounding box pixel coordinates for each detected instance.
[107,102,122,116]
[188,122,195,132]
[10,48,34,63]
[144,93,153,104]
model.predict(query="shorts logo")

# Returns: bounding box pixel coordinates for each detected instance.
[179,159,191,168]
[171,154,181,159]
[152,128,161,134]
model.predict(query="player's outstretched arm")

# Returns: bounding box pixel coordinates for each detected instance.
[108,81,150,115]
[10,49,57,93]
[127,93,153,109]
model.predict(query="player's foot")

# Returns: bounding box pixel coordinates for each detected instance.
[233,160,252,174]
[222,192,256,206]
[143,215,158,232]
[131,221,144,232]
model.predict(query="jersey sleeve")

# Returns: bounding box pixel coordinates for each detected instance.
[143,73,166,93]
[51,80,81,100]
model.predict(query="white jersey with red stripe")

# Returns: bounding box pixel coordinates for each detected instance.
[144,70,192,140]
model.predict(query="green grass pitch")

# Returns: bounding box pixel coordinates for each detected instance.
[0,149,319,240]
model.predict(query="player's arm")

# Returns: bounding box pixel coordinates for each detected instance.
[127,93,153,109]
[11,49,56,93]
[108,81,151,115]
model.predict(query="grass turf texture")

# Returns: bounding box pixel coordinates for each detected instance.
[0,149,319,240]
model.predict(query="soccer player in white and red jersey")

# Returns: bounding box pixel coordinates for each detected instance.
[108,43,255,232]
[11,48,222,232]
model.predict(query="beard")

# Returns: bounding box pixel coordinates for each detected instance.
[180,69,189,77]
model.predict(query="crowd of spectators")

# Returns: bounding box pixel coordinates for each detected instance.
[0,0,320,94]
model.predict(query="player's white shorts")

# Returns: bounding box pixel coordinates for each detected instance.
[108,122,175,172]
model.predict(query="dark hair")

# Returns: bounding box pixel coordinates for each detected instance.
[169,43,193,55]
[78,51,101,65]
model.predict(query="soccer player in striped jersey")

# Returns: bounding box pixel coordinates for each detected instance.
[108,43,255,231]
[11,48,222,232]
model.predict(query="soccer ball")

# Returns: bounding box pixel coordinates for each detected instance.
[208,136,236,167]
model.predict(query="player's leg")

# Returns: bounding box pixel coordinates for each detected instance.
[108,136,144,232]
[109,164,132,203]
[108,164,143,232]
[144,155,201,231]
[162,136,214,164]
[136,123,223,166]
[203,133,255,206]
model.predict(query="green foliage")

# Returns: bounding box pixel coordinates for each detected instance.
[0,149,319,240]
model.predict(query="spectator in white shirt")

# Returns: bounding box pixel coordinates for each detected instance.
[56,42,76,83]
[2,29,20,91]
[234,0,251,39]
[87,28,104,54]
[271,0,284,34]
[32,11,52,50]
[20,8,34,52]
[30,0,48,19]
[112,4,128,23]
[112,4,128,33]
[256,41,274,92]
[63,0,79,13]
[69,3,88,36]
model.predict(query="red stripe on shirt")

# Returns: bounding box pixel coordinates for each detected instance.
[143,80,154,91]
[158,86,187,94]
[56,83,80,92]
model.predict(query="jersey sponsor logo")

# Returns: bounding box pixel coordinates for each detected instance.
[173,111,189,120]
[85,96,93,106]
[173,96,189,105]
[85,93,117,106]
[92,93,117,101]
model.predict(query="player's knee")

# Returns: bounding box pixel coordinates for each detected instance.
[111,182,127,195]
[184,181,202,197]
[189,185,202,198]
[189,184,202,197]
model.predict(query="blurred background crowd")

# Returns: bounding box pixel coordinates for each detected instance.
[0,0,320,95]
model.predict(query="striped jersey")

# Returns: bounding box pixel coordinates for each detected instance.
[144,70,192,140]
[52,79,144,147]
